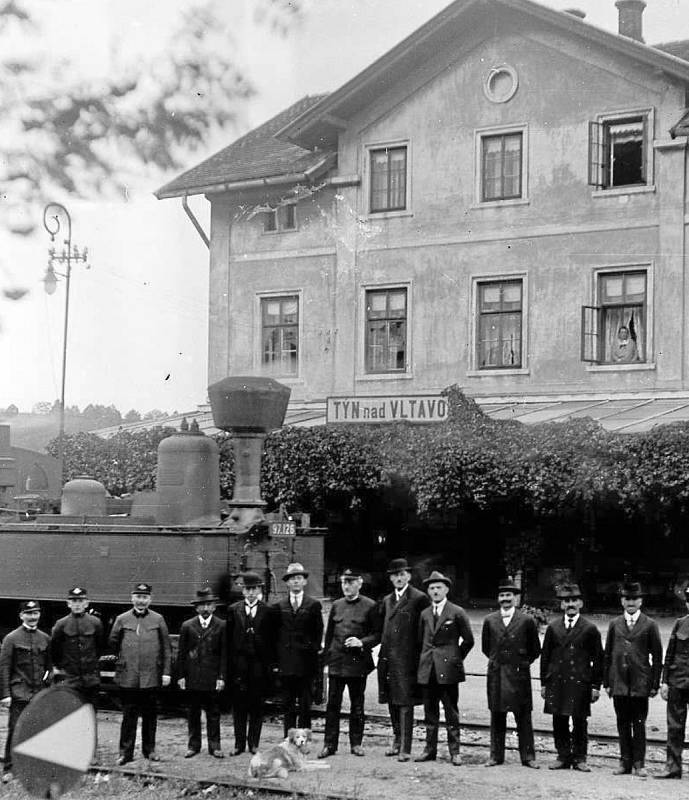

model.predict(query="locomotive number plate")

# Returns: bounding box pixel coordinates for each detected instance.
[270,521,296,537]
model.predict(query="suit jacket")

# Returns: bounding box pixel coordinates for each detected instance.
[177,615,227,691]
[603,612,663,697]
[108,608,172,690]
[323,595,380,677]
[377,585,430,705]
[273,594,323,677]
[662,615,689,689]
[482,609,540,712]
[417,601,474,685]
[540,615,603,717]
[227,600,276,686]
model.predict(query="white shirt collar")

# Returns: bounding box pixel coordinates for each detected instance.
[564,613,580,627]
[198,615,212,627]
[501,607,516,623]
[432,598,447,614]
[290,592,303,607]
[626,609,641,623]
[395,585,409,600]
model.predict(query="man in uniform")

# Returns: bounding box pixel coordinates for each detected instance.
[655,585,689,780]
[377,557,429,762]
[227,571,276,755]
[318,568,380,759]
[482,578,540,768]
[273,562,323,738]
[0,600,51,783]
[415,570,474,767]
[177,587,227,759]
[603,580,662,777]
[540,583,603,771]
[108,583,172,765]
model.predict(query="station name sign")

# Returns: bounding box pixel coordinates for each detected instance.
[327,394,448,424]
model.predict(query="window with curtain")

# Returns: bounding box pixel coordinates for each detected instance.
[588,114,649,189]
[365,288,407,372]
[370,146,407,212]
[477,279,523,369]
[600,271,646,363]
[481,132,523,201]
[261,296,299,375]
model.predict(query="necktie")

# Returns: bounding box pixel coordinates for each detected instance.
[291,597,299,612]
[627,617,635,630]
[433,605,440,619]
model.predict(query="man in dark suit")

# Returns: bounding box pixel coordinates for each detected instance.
[177,587,228,759]
[482,578,541,768]
[378,557,430,762]
[227,571,276,755]
[273,562,324,737]
[603,580,662,777]
[318,568,380,759]
[540,583,603,772]
[415,570,474,767]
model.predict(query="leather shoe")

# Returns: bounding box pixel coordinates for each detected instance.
[654,771,681,779]
[414,751,437,762]
[397,753,411,762]
[485,759,503,767]
[613,763,631,775]
[210,750,225,759]
[633,767,648,778]
[522,760,539,769]
[116,756,133,767]
[385,745,400,756]
[318,746,335,759]
[451,754,462,767]
[549,760,569,770]
[351,745,365,756]
[572,762,591,772]
[231,747,245,756]
[184,750,199,759]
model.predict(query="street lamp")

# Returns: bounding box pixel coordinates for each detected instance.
[42,203,89,487]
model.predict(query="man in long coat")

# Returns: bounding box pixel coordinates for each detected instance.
[603,580,662,777]
[227,571,276,755]
[540,583,603,771]
[377,557,430,762]
[177,587,227,758]
[415,570,474,766]
[482,578,540,768]
[273,562,323,737]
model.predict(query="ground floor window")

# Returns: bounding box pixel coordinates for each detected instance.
[365,288,407,373]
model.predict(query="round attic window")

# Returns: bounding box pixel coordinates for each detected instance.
[483,65,518,103]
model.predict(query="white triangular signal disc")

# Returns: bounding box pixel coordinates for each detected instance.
[14,704,95,771]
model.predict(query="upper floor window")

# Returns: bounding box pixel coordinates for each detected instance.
[263,203,297,233]
[261,295,298,375]
[365,288,407,373]
[370,146,407,213]
[476,279,523,369]
[481,132,523,202]
[581,270,647,364]
[588,113,651,190]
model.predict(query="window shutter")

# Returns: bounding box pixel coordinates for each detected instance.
[588,121,606,188]
[581,305,601,362]
[640,115,648,183]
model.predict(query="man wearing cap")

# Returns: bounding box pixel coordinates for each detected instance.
[227,571,276,755]
[0,601,51,783]
[378,557,430,762]
[482,578,541,768]
[540,583,603,771]
[656,585,689,780]
[603,581,662,777]
[318,568,380,759]
[108,583,172,765]
[177,587,227,759]
[273,563,324,738]
[415,570,474,766]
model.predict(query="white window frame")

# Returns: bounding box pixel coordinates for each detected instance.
[363,139,412,219]
[474,123,529,207]
[356,280,413,382]
[262,202,298,235]
[254,289,304,380]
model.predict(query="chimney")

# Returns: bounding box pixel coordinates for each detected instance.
[564,9,586,20]
[615,0,646,43]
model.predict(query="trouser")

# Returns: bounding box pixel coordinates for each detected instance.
[281,674,314,737]
[232,683,265,751]
[119,688,158,758]
[3,699,29,772]
[665,686,689,775]
[490,708,536,763]
[421,673,460,756]
[552,714,588,765]
[389,704,414,755]
[324,675,366,750]
[613,695,649,768]
[186,690,222,753]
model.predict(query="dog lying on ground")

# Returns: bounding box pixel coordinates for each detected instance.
[248,728,332,779]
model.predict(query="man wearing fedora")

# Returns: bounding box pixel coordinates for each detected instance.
[415,570,474,766]
[227,571,276,755]
[319,568,380,759]
[108,583,172,765]
[177,587,228,759]
[603,580,662,777]
[273,562,324,738]
[482,578,541,768]
[540,583,603,771]
[0,600,51,783]
[378,557,430,762]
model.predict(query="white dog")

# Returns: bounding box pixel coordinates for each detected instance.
[248,729,332,779]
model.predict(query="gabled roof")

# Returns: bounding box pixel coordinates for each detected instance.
[654,40,689,62]
[155,94,332,199]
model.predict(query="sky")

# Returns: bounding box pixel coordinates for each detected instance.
[2,0,689,416]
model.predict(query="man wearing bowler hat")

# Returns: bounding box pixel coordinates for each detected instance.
[0,600,51,783]
[603,580,662,777]
[482,578,541,768]
[540,583,603,771]
[177,587,227,759]
[108,583,172,765]
[415,570,474,766]
[273,563,324,738]
[227,571,276,755]
[318,568,380,759]
[378,557,430,761]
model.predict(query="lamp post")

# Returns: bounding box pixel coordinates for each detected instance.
[42,203,89,487]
